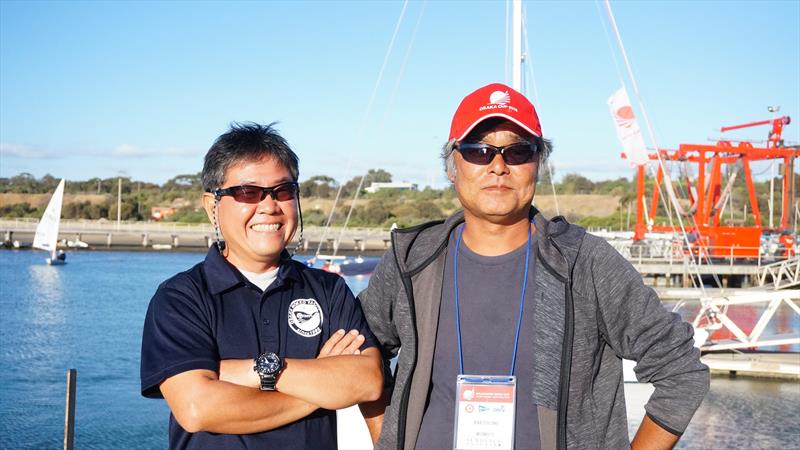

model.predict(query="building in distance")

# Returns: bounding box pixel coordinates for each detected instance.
[364,181,418,194]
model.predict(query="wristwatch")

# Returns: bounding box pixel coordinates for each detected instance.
[254,351,283,391]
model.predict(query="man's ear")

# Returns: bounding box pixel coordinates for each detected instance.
[202,193,216,224]
[447,161,457,183]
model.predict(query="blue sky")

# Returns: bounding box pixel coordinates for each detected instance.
[1,0,798,188]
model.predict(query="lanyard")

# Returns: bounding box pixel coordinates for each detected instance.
[453,223,532,376]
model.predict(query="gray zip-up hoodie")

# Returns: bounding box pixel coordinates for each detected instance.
[358,208,709,450]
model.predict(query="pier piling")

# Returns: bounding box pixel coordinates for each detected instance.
[64,368,76,450]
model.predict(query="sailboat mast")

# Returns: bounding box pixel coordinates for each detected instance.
[511,0,522,90]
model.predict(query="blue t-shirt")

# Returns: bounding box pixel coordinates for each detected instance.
[140,248,378,450]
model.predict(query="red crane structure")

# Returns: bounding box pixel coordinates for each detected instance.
[631,115,797,259]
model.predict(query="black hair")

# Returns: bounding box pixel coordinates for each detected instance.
[202,122,299,192]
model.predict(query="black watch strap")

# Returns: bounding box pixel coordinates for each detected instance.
[259,373,278,391]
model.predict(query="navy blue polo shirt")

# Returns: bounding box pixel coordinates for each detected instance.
[140,247,378,450]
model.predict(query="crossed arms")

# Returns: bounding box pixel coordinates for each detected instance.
[159,329,383,435]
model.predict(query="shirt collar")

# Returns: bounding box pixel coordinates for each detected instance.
[202,247,302,295]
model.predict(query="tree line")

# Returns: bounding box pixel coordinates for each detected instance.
[2,170,798,230]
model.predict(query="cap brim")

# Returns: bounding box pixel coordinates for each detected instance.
[455,113,541,142]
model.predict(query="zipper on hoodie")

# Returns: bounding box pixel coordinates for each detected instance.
[392,219,458,450]
[547,234,574,450]
[391,230,418,450]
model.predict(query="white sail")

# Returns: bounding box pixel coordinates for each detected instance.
[32,179,65,258]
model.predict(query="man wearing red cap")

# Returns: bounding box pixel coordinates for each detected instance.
[358,83,708,449]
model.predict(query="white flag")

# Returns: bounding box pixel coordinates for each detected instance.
[608,87,649,167]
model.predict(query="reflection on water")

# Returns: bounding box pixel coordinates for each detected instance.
[642,377,800,449]
[28,265,65,326]
[0,251,797,449]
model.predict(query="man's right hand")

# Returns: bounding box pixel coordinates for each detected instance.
[318,329,365,358]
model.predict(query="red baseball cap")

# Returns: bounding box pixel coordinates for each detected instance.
[448,83,542,142]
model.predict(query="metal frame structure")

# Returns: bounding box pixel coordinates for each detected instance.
[691,290,800,351]
[633,116,798,259]
[758,256,800,289]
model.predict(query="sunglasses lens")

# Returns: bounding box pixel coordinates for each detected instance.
[459,144,495,165]
[503,143,536,165]
[272,183,298,202]
[232,186,264,203]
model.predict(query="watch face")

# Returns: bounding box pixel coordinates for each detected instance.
[256,352,281,376]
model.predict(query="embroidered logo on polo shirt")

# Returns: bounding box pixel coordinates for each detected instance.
[288,298,323,337]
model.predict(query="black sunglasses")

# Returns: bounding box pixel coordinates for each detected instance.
[456,141,539,165]
[212,181,299,204]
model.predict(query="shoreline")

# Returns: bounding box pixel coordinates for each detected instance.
[0,245,388,257]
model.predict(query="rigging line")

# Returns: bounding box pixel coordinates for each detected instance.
[751,160,776,177]
[378,0,427,133]
[599,0,687,232]
[505,0,510,85]
[315,0,409,257]
[598,0,679,227]
[664,157,727,290]
[314,181,345,256]
[521,5,539,106]
[594,0,626,89]
[601,1,712,275]
[597,0,684,229]
[358,0,409,136]
[521,4,559,215]
[602,1,679,231]
[332,1,423,254]
[331,2,426,253]
[602,0,717,292]
[332,0,413,253]
[333,174,369,257]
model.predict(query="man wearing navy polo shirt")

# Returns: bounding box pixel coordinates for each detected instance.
[140,122,383,450]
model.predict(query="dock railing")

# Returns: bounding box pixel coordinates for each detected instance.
[607,236,793,269]
[757,256,800,289]
[691,290,800,352]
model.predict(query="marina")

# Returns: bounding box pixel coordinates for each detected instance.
[0,249,798,448]
[0,0,798,448]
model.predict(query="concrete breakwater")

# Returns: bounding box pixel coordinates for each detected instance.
[0,219,392,253]
[2,219,789,290]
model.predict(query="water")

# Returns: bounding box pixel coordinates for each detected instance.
[0,249,797,449]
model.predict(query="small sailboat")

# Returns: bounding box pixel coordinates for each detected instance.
[32,179,67,266]
[312,254,379,276]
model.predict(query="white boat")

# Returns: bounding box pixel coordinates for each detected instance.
[67,239,89,249]
[32,179,67,266]
[12,240,31,249]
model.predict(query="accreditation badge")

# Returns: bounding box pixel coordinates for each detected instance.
[453,375,517,450]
